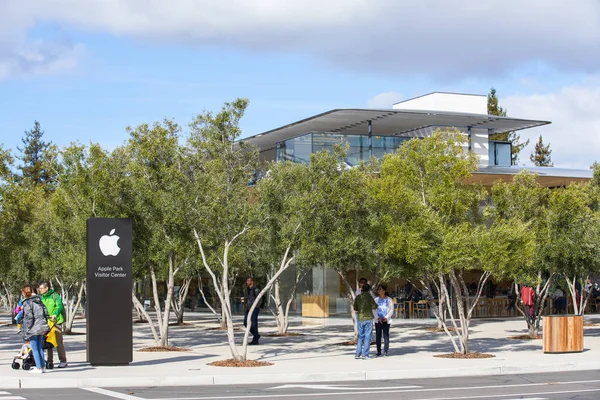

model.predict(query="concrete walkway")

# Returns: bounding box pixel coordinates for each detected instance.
[1,310,599,389]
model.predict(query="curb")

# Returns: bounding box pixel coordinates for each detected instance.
[2,361,600,389]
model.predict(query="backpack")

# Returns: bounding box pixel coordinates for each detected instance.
[52,292,66,322]
[253,287,266,309]
[41,299,50,323]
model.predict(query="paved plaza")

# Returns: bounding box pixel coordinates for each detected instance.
[1,310,599,389]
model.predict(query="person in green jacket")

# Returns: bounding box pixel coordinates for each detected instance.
[353,283,377,359]
[38,281,68,368]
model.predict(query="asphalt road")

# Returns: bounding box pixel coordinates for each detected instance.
[5,370,600,400]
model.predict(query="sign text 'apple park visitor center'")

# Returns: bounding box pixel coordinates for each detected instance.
[86,218,133,365]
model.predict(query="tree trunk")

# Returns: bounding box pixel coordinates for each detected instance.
[198,275,222,325]
[270,267,307,335]
[63,282,84,334]
[270,275,285,335]
[444,269,491,354]
[132,281,146,322]
[131,289,159,343]
[338,271,358,342]
[421,274,447,330]
[240,247,296,361]
[565,274,591,316]
[437,274,446,329]
[195,228,244,361]
[515,273,553,338]
[149,265,166,346]
[171,277,192,325]
[54,278,81,334]
[148,253,181,347]
[2,282,17,324]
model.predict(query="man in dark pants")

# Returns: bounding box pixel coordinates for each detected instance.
[38,281,68,368]
[243,277,261,345]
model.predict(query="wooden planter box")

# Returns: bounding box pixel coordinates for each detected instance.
[543,315,584,353]
[301,295,329,317]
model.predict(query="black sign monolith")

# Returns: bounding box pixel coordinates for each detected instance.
[86,218,132,365]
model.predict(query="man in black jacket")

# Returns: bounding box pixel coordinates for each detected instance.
[243,277,261,345]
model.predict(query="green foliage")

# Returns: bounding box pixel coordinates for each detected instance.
[27,143,122,286]
[491,171,548,223]
[254,160,310,270]
[125,120,194,279]
[184,99,258,275]
[0,144,13,180]
[530,135,553,167]
[479,219,535,281]
[543,184,600,279]
[376,129,485,279]
[0,181,45,286]
[491,171,549,284]
[16,121,57,190]
[487,88,507,117]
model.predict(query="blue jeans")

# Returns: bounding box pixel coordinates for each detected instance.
[356,319,373,357]
[29,335,45,369]
[244,309,260,343]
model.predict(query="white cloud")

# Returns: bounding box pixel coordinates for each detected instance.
[504,82,600,169]
[0,2,82,80]
[367,92,404,108]
[1,0,600,80]
[0,41,83,80]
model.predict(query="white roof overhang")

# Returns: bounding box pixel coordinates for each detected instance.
[242,108,550,151]
[468,166,592,188]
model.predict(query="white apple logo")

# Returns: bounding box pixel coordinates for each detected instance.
[99,229,121,256]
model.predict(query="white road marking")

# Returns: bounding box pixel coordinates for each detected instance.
[413,388,600,400]
[82,388,145,400]
[0,396,26,400]
[152,382,600,400]
[269,384,422,390]
[502,398,548,400]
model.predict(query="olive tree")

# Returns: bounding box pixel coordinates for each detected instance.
[377,130,535,353]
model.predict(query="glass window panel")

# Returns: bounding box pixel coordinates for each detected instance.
[495,142,511,166]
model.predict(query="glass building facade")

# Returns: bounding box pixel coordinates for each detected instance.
[275,132,411,165]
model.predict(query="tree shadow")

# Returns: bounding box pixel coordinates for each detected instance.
[131,354,215,367]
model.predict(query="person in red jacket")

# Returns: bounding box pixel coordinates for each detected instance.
[521,286,535,321]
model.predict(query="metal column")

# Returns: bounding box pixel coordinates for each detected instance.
[368,120,373,159]
[467,126,472,152]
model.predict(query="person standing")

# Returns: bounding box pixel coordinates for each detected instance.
[521,285,535,323]
[353,283,377,359]
[21,285,49,373]
[553,286,566,314]
[242,277,261,345]
[375,285,394,357]
[38,281,68,368]
[355,277,368,297]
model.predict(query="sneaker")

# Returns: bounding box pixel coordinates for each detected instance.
[383,352,388,357]
[375,353,382,357]
[58,362,68,368]
[354,354,361,359]
[29,367,43,374]
[362,355,373,360]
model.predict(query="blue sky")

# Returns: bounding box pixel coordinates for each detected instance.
[1,1,600,169]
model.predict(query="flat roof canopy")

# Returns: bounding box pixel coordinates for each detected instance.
[467,166,592,187]
[243,108,550,151]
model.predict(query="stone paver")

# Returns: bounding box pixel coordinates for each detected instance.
[1,310,599,389]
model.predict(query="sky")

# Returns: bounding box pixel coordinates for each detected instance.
[1,0,600,169]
